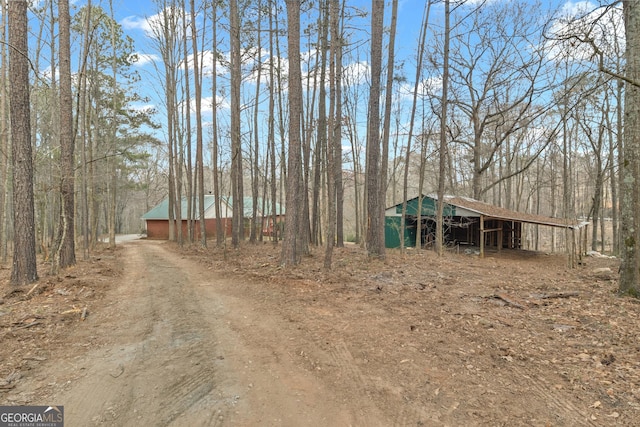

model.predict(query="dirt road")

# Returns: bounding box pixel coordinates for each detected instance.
[5,239,639,426]
[45,241,384,426]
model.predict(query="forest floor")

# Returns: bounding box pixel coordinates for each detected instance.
[0,237,638,426]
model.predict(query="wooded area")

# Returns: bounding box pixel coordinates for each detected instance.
[2,1,640,294]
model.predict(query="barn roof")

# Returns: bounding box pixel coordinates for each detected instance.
[387,194,587,230]
[439,195,588,229]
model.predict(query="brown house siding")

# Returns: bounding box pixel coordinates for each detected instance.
[145,219,232,240]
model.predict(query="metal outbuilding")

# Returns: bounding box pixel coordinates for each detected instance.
[385,195,589,257]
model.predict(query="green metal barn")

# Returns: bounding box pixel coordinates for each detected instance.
[385,195,588,257]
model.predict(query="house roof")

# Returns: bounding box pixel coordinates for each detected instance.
[388,194,587,230]
[141,195,219,220]
[226,197,285,217]
[142,195,284,220]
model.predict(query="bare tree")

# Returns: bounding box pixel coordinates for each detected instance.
[619,1,640,296]
[436,0,450,256]
[9,0,38,285]
[446,1,551,200]
[250,0,263,244]
[333,0,345,248]
[281,0,307,266]
[400,1,430,252]
[107,0,118,247]
[267,0,278,244]
[78,1,92,260]
[230,0,244,248]
[190,0,206,247]
[152,1,181,243]
[365,0,385,258]
[210,0,224,246]
[321,0,333,266]
[180,0,194,243]
[324,0,346,267]
[0,0,9,263]
[312,2,328,248]
[576,82,608,252]
[381,0,398,249]
[52,0,76,272]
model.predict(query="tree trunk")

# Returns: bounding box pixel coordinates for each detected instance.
[107,0,118,248]
[79,1,92,260]
[53,0,76,272]
[400,1,430,252]
[0,1,9,263]
[281,0,307,266]
[9,0,38,285]
[334,0,345,248]
[181,0,194,243]
[211,0,224,246]
[190,0,206,247]
[268,0,278,244]
[437,0,450,256]
[250,1,263,244]
[314,2,328,248]
[325,0,336,268]
[619,1,640,296]
[230,0,243,248]
[160,6,178,242]
[365,0,385,259]
[274,9,287,227]
[381,0,398,250]
[615,80,624,255]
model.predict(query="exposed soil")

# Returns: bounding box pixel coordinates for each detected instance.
[1,238,638,426]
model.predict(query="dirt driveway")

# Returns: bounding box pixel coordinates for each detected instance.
[2,239,639,426]
[18,240,382,426]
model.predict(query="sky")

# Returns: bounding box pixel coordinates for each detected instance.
[107,0,607,93]
[25,0,618,163]
[107,1,548,104]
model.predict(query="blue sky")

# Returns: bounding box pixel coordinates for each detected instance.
[108,0,599,96]
[97,1,614,154]
[27,0,616,166]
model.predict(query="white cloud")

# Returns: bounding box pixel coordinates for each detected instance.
[559,0,596,18]
[120,15,153,34]
[184,50,229,78]
[546,1,624,63]
[204,95,230,112]
[130,103,156,114]
[301,48,318,64]
[131,52,160,67]
[123,7,188,39]
[398,75,443,100]
[453,0,501,7]
[179,95,229,118]
[342,61,370,86]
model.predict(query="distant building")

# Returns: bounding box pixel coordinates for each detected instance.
[141,195,285,240]
[385,195,588,256]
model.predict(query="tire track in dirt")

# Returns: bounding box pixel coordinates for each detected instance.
[46,242,234,426]
[137,245,223,425]
[42,240,392,426]
[326,340,386,426]
[509,363,599,426]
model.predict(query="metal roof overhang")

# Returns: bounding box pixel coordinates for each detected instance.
[439,195,589,230]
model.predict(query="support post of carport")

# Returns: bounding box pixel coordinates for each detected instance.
[498,220,503,252]
[480,214,485,258]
